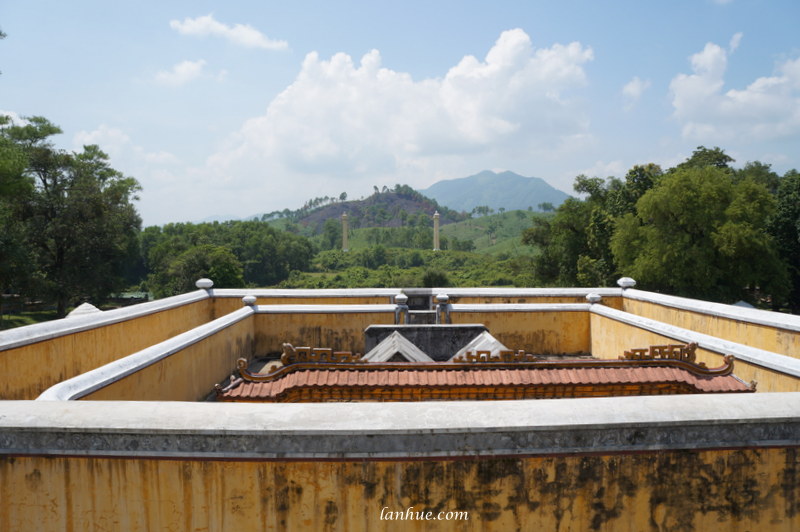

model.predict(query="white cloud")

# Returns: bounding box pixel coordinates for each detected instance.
[578,160,627,180]
[202,28,593,203]
[170,14,288,50]
[622,76,651,110]
[73,125,179,166]
[669,38,800,142]
[154,59,207,87]
[144,151,180,165]
[729,32,743,53]
[0,110,30,126]
[74,124,132,158]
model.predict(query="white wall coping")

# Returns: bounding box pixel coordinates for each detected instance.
[8,393,799,433]
[212,288,401,298]
[592,305,800,378]
[0,290,210,352]
[428,287,622,298]
[36,306,254,401]
[1,393,798,458]
[212,287,623,299]
[254,304,399,314]
[624,288,800,333]
[451,303,591,312]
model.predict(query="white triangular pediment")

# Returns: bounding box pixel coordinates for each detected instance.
[66,302,102,319]
[363,331,434,362]
[450,331,510,361]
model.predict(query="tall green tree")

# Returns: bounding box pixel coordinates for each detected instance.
[0,117,33,315]
[677,146,734,170]
[158,244,244,297]
[769,170,800,312]
[522,198,592,285]
[2,117,142,316]
[611,166,787,303]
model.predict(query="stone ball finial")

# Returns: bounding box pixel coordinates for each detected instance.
[586,293,602,304]
[617,277,636,289]
[394,293,408,305]
[242,295,257,306]
[196,278,214,289]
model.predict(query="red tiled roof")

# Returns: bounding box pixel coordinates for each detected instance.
[217,361,753,402]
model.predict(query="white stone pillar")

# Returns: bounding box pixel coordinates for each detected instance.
[342,213,349,252]
[433,211,440,251]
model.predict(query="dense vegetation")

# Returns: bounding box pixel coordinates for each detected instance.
[523,147,800,311]
[1,117,141,317]
[2,113,799,327]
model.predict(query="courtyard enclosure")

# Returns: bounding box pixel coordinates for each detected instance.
[1,395,798,531]
[1,280,799,530]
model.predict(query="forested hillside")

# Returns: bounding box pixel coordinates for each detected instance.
[260,184,465,236]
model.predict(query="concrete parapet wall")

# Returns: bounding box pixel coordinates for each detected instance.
[5,394,798,458]
[450,304,591,355]
[590,306,800,392]
[213,288,400,307]
[2,450,797,531]
[0,395,798,531]
[0,291,213,400]
[212,287,625,308]
[441,287,624,309]
[623,289,800,357]
[254,305,398,354]
[37,307,255,402]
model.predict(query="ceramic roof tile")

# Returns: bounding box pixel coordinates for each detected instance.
[219,362,752,402]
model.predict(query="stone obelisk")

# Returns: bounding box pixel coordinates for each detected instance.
[433,211,440,251]
[342,213,349,252]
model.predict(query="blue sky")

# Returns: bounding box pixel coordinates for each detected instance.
[2,0,799,226]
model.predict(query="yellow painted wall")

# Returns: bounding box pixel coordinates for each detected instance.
[452,311,591,355]
[257,296,394,305]
[211,296,395,316]
[590,313,800,393]
[1,448,797,531]
[255,312,397,355]
[453,295,624,310]
[212,297,246,318]
[0,299,215,400]
[623,298,800,357]
[82,316,254,402]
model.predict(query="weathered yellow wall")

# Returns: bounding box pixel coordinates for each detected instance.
[453,295,624,310]
[590,313,800,393]
[255,312,397,355]
[258,296,393,305]
[212,296,246,318]
[82,316,254,402]
[0,299,215,400]
[623,298,800,357]
[1,448,796,531]
[211,296,395,316]
[452,311,591,355]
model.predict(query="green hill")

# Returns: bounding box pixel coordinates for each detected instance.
[440,210,547,256]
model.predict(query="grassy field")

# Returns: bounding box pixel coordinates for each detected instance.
[0,309,59,330]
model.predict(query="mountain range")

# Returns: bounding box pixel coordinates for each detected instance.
[419,170,571,213]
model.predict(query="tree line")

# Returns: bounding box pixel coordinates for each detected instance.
[523,147,800,312]
[3,116,798,319]
[0,116,314,318]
